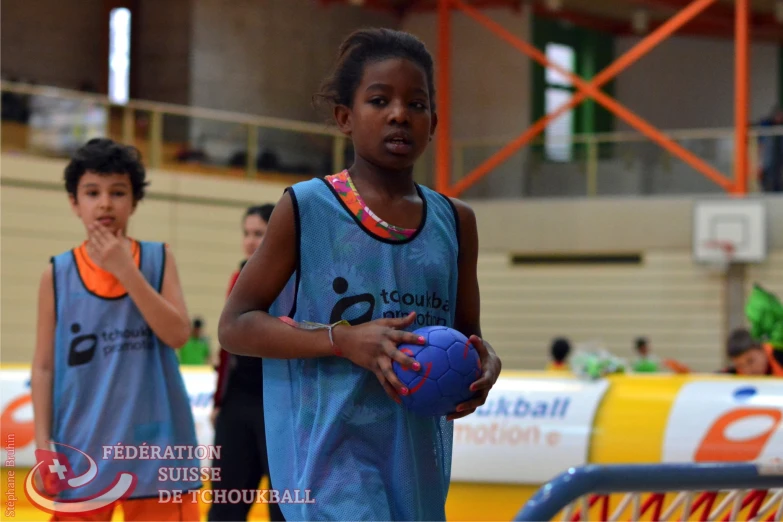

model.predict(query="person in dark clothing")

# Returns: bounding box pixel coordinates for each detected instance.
[209,204,284,522]
[547,337,571,372]
[757,107,783,193]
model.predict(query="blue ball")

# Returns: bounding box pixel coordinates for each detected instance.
[393,326,482,417]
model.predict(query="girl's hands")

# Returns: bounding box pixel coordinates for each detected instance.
[332,312,426,403]
[447,335,501,421]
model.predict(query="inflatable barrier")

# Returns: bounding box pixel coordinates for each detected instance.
[1,367,781,521]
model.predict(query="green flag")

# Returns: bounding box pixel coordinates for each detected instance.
[745,284,783,349]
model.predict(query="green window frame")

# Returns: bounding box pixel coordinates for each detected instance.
[532,16,616,162]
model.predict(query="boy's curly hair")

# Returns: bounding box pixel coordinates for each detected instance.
[64,138,149,201]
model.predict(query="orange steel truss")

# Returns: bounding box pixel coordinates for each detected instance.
[435,0,752,197]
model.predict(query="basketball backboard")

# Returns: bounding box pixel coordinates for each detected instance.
[692,199,767,264]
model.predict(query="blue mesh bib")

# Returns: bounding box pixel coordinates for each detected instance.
[50,242,200,499]
[266,178,459,521]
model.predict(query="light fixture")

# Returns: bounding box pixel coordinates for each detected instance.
[632,10,649,35]
[544,0,563,11]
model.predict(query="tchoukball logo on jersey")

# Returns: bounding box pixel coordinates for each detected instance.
[66,322,155,366]
[328,276,451,327]
[329,277,375,325]
[68,323,98,367]
[24,442,137,515]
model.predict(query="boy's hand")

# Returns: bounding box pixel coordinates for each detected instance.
[87,223,135,279]
[447,335,501,421]
[32,468,57,498]
[332,312,425,403]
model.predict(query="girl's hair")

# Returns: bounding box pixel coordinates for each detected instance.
[245,204,275,224]
[314,28,436,114]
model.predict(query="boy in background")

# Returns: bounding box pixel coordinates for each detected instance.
[31,138,201,520]
[179,317,211,365]
[632,337,661,373]
[724,328,783,376]
[547,337,571,372]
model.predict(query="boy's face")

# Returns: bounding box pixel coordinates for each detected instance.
[69,171,136,235]
[731,348,769,376]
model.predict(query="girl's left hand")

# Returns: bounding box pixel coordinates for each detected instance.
[447,335,502,421]
[87,223,135,278]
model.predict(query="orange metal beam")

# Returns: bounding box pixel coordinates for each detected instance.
[447,0,735,196]
[734,0,750,195]
[444,0,720,196]
[631,0,776,27]
[436,0,452,193]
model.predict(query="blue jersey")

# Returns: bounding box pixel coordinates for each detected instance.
[50,241,200,499]
[266,178,460,521]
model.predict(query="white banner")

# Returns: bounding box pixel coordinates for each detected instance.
[0,369,607,485]
[1,370,36,468]
[662,380,783,464]
[450,377,610,484]
[0,369,217,469]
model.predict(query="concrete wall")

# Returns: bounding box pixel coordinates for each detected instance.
[469,196,783,370]
[1,0,105,90]
[4,1,778,126]
[187,0,397,172]
[614,36,780,130]
[402,6,532,199]
[135,0,193,105]
[4,154,781,372]
[6,1,779,198]
[1,0,193,106]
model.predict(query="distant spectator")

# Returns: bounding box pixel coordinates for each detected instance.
[632,337,661,373]
[178,318,211,366]
[722,328,783,376]
[757,106,783,193]
[78,80,98,93]
[547,337,571,372]
[1,76,30,123]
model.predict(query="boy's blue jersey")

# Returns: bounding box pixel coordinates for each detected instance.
[50,241,200,499]
[266,178,460,521]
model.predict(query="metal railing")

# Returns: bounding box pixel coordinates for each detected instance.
[2,80,782,198]
[1,81,347,181]
[515,462,783,521]
[454,125,783,198]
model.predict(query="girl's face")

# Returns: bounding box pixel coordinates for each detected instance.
[335,57,436,172]
[242,214,268,258]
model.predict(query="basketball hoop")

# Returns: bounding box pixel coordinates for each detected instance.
[701,240,736,274]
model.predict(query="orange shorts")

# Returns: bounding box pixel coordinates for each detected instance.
[49,496,201,522]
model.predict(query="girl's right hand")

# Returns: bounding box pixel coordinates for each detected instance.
[332,312,425,402]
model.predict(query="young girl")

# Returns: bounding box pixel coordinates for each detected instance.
[210,204,284,522]
[218,28,502,521]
